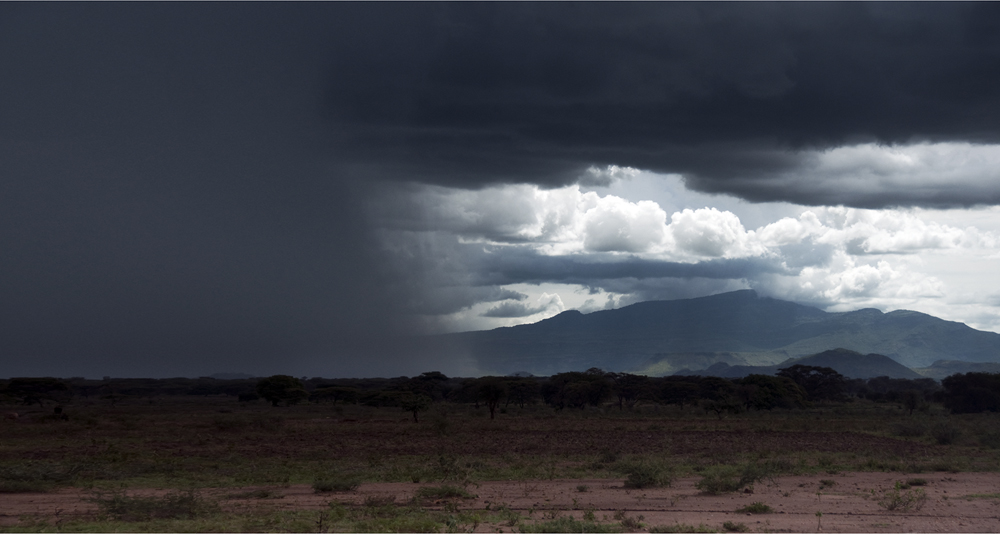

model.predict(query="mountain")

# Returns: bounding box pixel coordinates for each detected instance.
[673,348,924,379]
[913,360,1000,380]
[440,290,1000,376]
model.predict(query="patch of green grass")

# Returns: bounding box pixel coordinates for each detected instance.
[312,473,361,493]
[722,520,749,532]
[90,489,221,521]
[519,516,622,533]
[616,458,673,489]
[963,492,1000,499]
[649,523,716,533]
[735,501,773,514]
[876,481,928,512]
[696,460,779,494]
[0,462,82,493]
[905,477,928,487]
[414,484,476,500]
[931,422,961,445]
[225,488,282,499]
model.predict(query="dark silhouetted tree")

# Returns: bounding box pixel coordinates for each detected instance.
[608,372,649,410]
[4,377,71,406]
[777,365,846,402]
[941,372,1000,414]
[476,377,508,420]
[504,378,541,408]
[256,375,309,407]
[400,393,431,422]
[735,374,806,410]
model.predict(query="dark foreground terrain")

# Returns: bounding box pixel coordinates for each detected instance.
[1,396,999,532]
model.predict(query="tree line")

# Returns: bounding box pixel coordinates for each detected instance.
[2,369,998,416]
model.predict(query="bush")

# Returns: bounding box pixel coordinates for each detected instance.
[91,489,220,521]
[519,516,621,533]
[696,461,777,494]
[313,474,361,493]
[0,463,80,493]
[649,525,714,533]
[930,422,961,445]
[876,481,927,512]
[978,431,1000,449]
[722,521,749,532]
[619,459,672,489]
[414,485,475,500]
[735,502,773,514]
[891,422,926,438]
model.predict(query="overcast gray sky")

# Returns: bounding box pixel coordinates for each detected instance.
[2,3,1000,378]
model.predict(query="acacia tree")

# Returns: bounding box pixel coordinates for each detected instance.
[941,372,1000,413]
[5,377,71,406]
[608,372,649,411]
[256,375,309,407]
[777,365,846,402]
[400,393,431,422]
[477,377,508,420]
[504,378,540,408]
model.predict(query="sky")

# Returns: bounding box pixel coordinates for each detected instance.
[2,3,1000,378]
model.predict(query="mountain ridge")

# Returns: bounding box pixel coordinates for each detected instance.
[442,290,1000,376]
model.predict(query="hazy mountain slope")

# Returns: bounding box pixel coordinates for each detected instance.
[675,349,923,379]
[914,360,1000,379]
[442,290,1000,376]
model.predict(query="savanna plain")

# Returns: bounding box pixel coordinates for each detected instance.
[2,392,1000,532]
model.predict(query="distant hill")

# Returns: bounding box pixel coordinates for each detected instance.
[436,290,1000,376]
[673,348,924,379]
[913,360,1000,380]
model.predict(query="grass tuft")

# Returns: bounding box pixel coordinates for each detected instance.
[649,523,716,533]
[312,474,361,493]
[877,481,928,512]
[519,516,622,533]
[414,484,476,500]
[722,520,749,532]
[90,489,220,521]
[736,501,773,514]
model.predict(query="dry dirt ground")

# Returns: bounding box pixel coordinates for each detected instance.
[2,472,998,532]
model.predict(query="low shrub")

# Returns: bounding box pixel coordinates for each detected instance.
[696,460,778,494]
[619,459,672,489]
[891,422,926,438]
[930,422,961,445]
[877,481,928,512]
[519,516,621,533]
[225,489,281,499]
[0,463,80,493]
[722,521,749,532]
[977,431,1000,449]
[91,489,220,521]
[735,502,772,514]
[648,524,715,533]
[414,484,475,500]
[312,474,361,493]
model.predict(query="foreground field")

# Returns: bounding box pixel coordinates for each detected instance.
[1,396,999,531]
[3,473,1000,532]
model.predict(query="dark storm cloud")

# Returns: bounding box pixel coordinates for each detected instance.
[4,3,999,377]
[0,4,416,377]
[325,3,1000,207]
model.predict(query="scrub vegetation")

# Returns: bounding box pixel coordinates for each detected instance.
[0,370,999,531]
